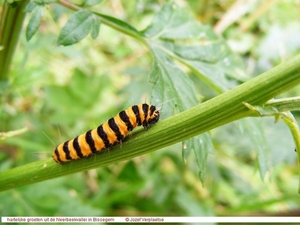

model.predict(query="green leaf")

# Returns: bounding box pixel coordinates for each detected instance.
[90,15,100,39]
[241,118,270,179]
[147,2,250,178]
[57,9,94,46]
[96,13,139,35]
[181,42,248,90]
[142,2,217,40]
[142,2,202,39]
[183,133,214,182]
[144,2,248,94]
[149,46,199,118]
[24,1,38,13]
[26,5,44,41]
[146,3,248,178]
[149,45,214,179]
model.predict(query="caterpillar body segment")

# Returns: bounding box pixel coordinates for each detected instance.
[53,103,160,163]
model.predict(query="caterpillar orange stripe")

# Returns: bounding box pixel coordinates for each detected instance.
[53,103,160,163]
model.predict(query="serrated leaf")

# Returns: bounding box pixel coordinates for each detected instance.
[183,133,214,181]
[192,133,214,182]
[241,118,270,179]
[143,2,217,40]
[142,2,194,38]
[149,46,214,180]
[57,9,94,46]
[149,46,198,118]
[144,2,248,94]
[90,15,100,39]
[146,2,254,181]
[26,6,44,41]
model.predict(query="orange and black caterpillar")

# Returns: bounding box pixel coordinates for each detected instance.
[53,103,160,163]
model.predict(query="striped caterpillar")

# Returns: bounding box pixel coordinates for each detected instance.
[53,103,160,163]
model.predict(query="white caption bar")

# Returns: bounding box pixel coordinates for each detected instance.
[1,216,299,223]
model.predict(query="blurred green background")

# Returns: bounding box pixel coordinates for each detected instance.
[1,0,300,218]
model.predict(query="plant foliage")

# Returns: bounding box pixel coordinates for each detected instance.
[0,0,300,218]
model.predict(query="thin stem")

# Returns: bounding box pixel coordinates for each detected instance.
[0,0,29,80]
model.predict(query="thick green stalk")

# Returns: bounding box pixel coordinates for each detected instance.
[0,0,29,80]
[0,53,300,192]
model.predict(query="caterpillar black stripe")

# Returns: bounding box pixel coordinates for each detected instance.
[53,103,160,163]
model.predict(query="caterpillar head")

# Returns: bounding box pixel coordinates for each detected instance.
[143,105,160,129]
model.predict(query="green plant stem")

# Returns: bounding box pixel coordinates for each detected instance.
[0,53,300,192]
[279,112,300,193]
[0,0,29,80]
